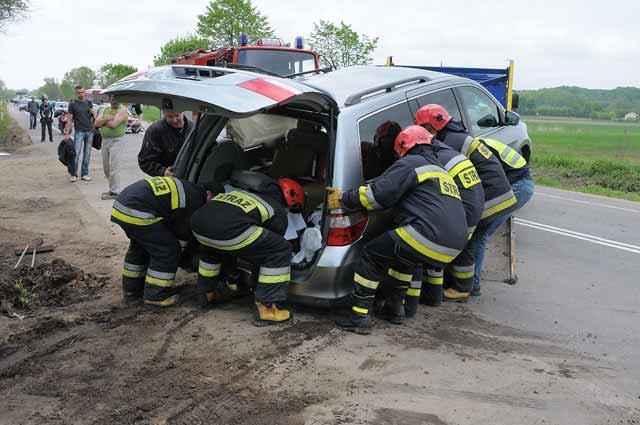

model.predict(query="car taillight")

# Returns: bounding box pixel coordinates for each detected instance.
[327,211,368,246]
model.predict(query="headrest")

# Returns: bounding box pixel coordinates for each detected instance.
[286,128,328,153]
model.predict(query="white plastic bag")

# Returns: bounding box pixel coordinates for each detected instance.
[292,226,323,264]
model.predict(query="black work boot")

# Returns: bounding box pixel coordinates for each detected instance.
[377,286,407,324]
[404,295,419,319]
[336,312,371,335]
[421,283,442,307]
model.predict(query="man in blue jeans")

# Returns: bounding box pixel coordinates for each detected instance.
[465,139,534,295]
[65,86,94,183]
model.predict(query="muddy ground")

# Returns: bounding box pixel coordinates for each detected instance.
[1,112,639,425]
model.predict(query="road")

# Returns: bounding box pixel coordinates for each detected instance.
[5,105,640,424]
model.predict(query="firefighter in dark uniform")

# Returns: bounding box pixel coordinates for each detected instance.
[403,138,485,316]
[111,176,210,306]
[328,126,468,334]
[190,171,305,325]
[415,104,524,297]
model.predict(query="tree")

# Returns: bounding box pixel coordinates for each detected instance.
[64,66,96,89]
[60,80,74,100]
[0,0,30,32]
[153,34,209,66]
[36,78,62,100]
[308,20,378,69]
[98,63,138,87]
[196,0,273,47]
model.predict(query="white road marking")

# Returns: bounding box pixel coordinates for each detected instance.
[535,192,640,214]
[515,218,640,254]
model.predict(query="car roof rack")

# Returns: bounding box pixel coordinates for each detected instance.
[344,76,430,106]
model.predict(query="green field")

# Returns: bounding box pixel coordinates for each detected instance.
[525,117,640,201]
[0,102,10,142]
[141,105,161,122]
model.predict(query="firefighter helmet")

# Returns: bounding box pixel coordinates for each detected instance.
[278,178,305,211]
[394,125,433,158]
[415,104,452,131]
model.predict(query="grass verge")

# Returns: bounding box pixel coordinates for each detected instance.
[142,105,160,122]
[0,102,10,141]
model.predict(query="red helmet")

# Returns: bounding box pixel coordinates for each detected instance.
[394,125,433,158]
[415,104,452,131]
[278,178,305,211]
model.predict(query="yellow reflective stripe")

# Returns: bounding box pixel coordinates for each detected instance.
[452,270,475,279]
[406,288,421,297]
[354,273,379,290]
[395,228,456,264]
[352,306,368,314]
[145,275,175,288]
[426,276,444,285]
[449,159,474,179]
[198,267,220,278]
[144,295,178,307]
[388,268,412,283]
[358,186,374,211]
[164,177,179,210]
[504,149,517,164]
[481,195,517,219]
[416,170,450,184]
[468,138,481,155]
[123,269,145,278]
[258,273,290,284]
[111,208,164,226]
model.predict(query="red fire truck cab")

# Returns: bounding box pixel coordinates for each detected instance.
[173,34,320,77]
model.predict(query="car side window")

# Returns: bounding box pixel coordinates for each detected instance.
[413,88,463,122]
[457,86,501,136]
[358,102,414,180]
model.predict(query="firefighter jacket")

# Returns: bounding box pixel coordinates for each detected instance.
[429,141,484,237]
[341,147,468,266]
[110,177,207,241]
[138,117,193,176]
[437,120,517,220]
[480,138,532,184]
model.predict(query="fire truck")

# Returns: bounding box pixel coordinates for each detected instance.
[172,34,321,77]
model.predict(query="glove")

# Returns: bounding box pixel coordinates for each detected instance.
[326,187,343,210]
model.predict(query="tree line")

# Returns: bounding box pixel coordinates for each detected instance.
[518,86,640,120]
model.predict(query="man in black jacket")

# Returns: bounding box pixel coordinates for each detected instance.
[39,96,55,142]
[138,110,193,177]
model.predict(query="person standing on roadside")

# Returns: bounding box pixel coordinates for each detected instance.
[28,96,39,129]
[94,95,129,200]
[138,110,193,177]
[65,86,94,183]
[39,95,55,142]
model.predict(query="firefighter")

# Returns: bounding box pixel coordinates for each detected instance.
[111,176,212,307]
[329,126,468,334]
[415,104,526,297]
[190,171,305,325]
[404,137,485,314]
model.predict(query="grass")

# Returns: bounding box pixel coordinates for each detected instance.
[0,101,10,141]
[142,105,161,122]
[526,118,640,201]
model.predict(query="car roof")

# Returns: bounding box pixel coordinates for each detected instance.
[300,65,456,108]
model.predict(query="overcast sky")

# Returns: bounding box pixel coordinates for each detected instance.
[0,0,638,91]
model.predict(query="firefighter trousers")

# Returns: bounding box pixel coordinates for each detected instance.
[444,245,475,293]
[193,225,291,306]
[117,221,181,304]
[350,229,444,317]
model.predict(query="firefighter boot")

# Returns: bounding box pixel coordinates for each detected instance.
[444,288,470,303]
[144,294,179,308]
[254,301,291,326]
[335,311,372,335]
[421,282,442,307]
[404,294,419,319]
[377,285,407,325]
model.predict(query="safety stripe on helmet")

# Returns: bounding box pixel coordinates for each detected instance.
[395,225,460,264]
[352,306,368,315]
[358,185,382,211]
[387,268,412,283]
[481,190,517,219]
[193,226,264,251]
[354,273,379,290]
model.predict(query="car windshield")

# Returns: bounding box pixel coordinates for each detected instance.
[237,49,316,76]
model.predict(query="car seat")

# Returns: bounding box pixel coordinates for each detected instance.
[197,141,250,188]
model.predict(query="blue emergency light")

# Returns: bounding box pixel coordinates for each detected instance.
[295,36,304,49]
[239,33,248,46]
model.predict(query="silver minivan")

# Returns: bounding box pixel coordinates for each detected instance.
[105,64,532,306]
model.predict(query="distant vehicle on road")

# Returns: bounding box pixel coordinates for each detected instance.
[54,101,69,117]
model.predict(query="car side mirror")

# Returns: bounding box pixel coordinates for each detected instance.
[505,110,521,126]
[477,114,499,128]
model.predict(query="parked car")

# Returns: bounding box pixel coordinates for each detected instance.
[105,64,532,307]
[54,101,69,117]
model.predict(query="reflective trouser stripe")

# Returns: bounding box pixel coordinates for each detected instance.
[387,268,412,283]
[452,265,475,279]
[426,276,444,285]
[111,208,163,226]
[352,306,368,314]
[482,192,517,219]
[258,266,291,284]
[395,226,460,264]
[145,269,176,288]
[193,226,264,251]
[354,273,379,290]
[407,288,421,297]
[198,260,221,278]
[123,269,145,278]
